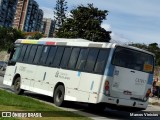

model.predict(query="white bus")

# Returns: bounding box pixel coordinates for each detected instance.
[3,38,154,111]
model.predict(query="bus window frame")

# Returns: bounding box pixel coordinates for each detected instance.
[15,43,111,75]
[111,46,155,74]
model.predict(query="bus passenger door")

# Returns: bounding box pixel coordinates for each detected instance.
[20,64,37,91]
[3,65,17,86]
[3,45,21,86]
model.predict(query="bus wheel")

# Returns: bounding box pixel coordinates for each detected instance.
[14,77,24,95]
[54,85,65,107]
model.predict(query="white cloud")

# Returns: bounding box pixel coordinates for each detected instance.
[101,24,111,31]
[37,0,160,44]
[114,29,160,44]
[66,0,160,17]
[110,32,131,44]
[40,7,54,19]
[101,23,131,44]
[107,0,160,18]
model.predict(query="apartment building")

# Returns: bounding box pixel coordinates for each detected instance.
[41,18,55,37]
[0,0,18,27]
[13,0,43,32]
[35,9,43,31]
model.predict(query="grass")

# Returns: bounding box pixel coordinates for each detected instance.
[0,89,91,120]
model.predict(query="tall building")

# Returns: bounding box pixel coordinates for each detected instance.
[13,0,43,32]
[41,18,55,37]
[0,0,18,27]
[35,9,43,31]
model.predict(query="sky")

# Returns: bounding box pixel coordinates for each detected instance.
[36,0,160,44]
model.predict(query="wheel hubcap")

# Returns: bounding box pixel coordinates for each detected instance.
[15,81,20,90]
[56,90,62,102]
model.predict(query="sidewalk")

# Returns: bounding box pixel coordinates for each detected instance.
[149,97,160,106]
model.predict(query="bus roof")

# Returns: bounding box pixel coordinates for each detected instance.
[15,38,154,56]
[15,38,116,48]
[15,38,104,43]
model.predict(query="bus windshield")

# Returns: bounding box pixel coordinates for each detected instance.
[112,46,154,73]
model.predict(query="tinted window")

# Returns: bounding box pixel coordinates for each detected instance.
[76,48,88,70]
[33,46,43,64]
[28,45,37,63]
[68,48,80,69]
[52,47,64,67]
[60,47,72,68]
[112,47,154,73]
[39,46,50,65]
[18,45,27,62]
[23,45,32,62]
[46,46,57,66]
[94,49,110,73]
[85,48,99,72]
[12,47,21,61]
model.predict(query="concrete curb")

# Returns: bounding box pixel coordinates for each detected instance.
[0,71,5,77]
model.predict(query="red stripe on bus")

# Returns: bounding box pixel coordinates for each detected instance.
[46,42,56,45]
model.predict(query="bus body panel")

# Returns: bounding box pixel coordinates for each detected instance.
[111,66,149,97]
[3,66,16,86]
[7,63,103,103]
[19,64,37,91]
[98,93,148,109]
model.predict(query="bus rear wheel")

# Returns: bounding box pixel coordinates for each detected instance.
[53,85,65,107]
[14,77,24,95]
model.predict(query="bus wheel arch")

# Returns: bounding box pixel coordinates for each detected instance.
[53,82,65,106]
[12,74,24,95]
[12,74,21,86]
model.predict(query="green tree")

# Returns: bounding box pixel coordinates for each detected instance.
[129,43,160,66]
[29,32,43,39]
[129,43,148,50]
[56,4,111,42]
[54,0,68,29]
[148,43,160,65]
[0,27,24,51]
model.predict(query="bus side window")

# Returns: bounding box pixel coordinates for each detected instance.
[33,46,43,64]
[84,48,99,72]
[52,47,65,67]
[76,48,88,71]
[28,45,38,63]
[18,45,27,62]
[39,46,50,65]
[60,47,72,68]
[46,46,57,66]
[23,45,32,62]
[94,49,110,73]
[68,48,80,69]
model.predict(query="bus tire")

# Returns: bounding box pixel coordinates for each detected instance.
[53,85,65,107]
[14,77,24,95]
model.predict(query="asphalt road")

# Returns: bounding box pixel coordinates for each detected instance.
[0,76,160,120]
